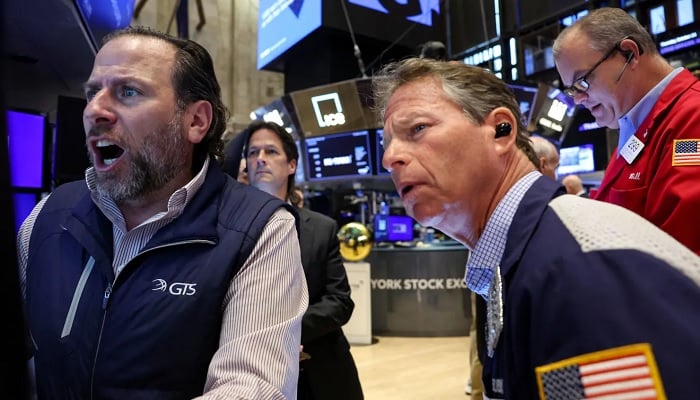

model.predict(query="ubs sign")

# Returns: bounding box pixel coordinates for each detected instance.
[311,92,346,128]
[291,79,369,137]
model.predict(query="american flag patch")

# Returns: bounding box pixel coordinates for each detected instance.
[672,139,700,166]
[536,343,666,400]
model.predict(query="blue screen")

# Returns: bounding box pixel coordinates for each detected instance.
[257,0,322,70]
[348,0,440,26]
[374,215,414,242]
[7,110,46,189]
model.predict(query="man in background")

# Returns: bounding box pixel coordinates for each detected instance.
[243,120,364,400]
[553,7,700,254]
[529,135,559,179]
[562,174,588,197]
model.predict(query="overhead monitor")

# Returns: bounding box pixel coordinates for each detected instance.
[75,0,135,50]
[557,144,596,176]
[375,128,390,175]
[295,140,306,183]
[533,86,578,142]
[250,95,301,139]
[677,0,695,27]
[347,0,440,26]
[649,5,667,35]
[291,79,368,137]
[257,0,322,70]
[506,83,540,128]
[304,130,373,181]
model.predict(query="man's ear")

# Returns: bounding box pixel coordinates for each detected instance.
[185,100,213,144]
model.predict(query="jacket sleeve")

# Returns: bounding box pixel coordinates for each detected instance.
[301,217,355,344]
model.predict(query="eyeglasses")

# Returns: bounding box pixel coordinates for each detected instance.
[562,37,629,98]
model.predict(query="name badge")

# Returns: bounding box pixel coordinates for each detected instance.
[620,135,645,164]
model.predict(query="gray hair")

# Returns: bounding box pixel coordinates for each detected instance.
[372,57,539,168]
[553,7,657,57]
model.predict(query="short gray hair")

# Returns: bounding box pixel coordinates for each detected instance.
[372,57,539,168]
[553,7,657,58]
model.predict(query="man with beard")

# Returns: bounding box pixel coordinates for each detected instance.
[16,27,308,399]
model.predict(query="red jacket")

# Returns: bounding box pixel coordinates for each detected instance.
[594,69,700,254]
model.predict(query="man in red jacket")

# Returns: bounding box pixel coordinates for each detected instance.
[553,7,700,254]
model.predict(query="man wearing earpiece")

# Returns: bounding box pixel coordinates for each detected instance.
[373,57,700,399]
[553,7,700,255]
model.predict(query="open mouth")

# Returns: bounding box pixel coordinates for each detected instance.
[95,140,125,166]
[401,185,414,196]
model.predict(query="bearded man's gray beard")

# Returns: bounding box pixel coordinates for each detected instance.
[95,111,188,204]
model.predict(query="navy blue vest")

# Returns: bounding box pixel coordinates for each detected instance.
[25,164,292,400]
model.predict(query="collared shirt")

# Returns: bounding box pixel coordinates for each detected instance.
[617,67,683,155]
[465,171,541,298]
[17,159,307,399]
[87,158,209,275]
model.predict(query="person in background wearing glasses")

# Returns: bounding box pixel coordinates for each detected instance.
[553,7,700,255]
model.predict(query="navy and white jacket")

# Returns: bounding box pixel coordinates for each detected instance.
[24,164,291,400]
[482,177,700,399]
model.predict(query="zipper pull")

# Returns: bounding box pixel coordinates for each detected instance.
[102,283,112,310]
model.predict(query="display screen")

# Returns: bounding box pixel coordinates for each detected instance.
[305,130,373,181]
[649,5,667,35]
[295,140,306,183]
[677,0,695,26]
[75,0,135,50]
[250,96,300,139]
[347,0,440,26]
[557,144,595,176]
[374,214,415,242]
[507,83,540,127]
[375,128,390,175]
[7,110,48,189]
[257,0,322,70]
[291,79,368,138]
[533,86,577,142]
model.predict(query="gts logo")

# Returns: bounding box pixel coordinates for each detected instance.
[152,279,197,296]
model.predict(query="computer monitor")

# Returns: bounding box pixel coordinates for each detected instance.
[6,110,49,190]
[375,128,390,175]
[305,130,373,181]
[533,86,578,142]
[557,144,596,176]
[374,215,415,242]
[294,140,306,183]
[290,79,368,137]
[257,0,322,70]
[507,83,540,128]
[250,96,301,139]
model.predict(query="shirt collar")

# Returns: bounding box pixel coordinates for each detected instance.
[617,67,683,154]
[465,170,541,297]
[86,157,210,231]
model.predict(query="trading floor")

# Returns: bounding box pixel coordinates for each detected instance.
[350,336,470,400]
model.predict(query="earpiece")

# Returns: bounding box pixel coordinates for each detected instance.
[623,51,634,62]
[495,122,512,138]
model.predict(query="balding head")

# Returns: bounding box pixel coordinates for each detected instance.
[562,174,585,195]
[530,136,559,179]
